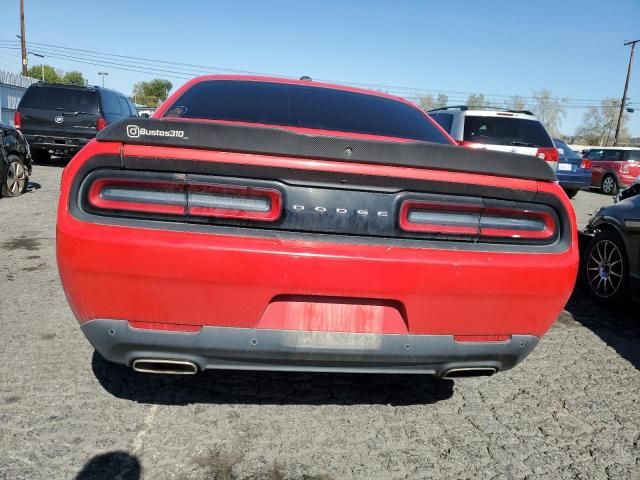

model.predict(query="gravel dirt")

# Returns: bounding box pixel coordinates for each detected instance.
[0,164,638,480]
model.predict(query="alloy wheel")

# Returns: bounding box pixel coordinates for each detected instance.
[6,160,27,196]
[602,176,615,195]
[586,239,624,299]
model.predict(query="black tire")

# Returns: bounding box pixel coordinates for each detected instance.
[31,149,51,163]
[581,230,629,304]
[1,154,29,197]
[601,175,618,195]
[563,188,578,199]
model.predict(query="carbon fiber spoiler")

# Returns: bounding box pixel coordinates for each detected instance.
[96,118,557,182]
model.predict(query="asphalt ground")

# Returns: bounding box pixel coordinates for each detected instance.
[0,163,638,480]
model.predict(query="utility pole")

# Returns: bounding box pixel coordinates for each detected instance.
[19,0,27,76]
[614,39,639,146]
[98,71,108,87]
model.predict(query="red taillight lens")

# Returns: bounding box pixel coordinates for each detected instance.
[96,117,107,131]
[14,111,21,129]
[88,178,186,215]
[399,199,558,243]
[188,183,282,221]
[580,159,592,170]
[87,177,282,222]
[479,206,556,241]
[536,147,559,162]
[399,200,482,236]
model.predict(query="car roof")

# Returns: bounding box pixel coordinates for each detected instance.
[587,146,640,151]
[461,110,538,120]
[26,82,126,96]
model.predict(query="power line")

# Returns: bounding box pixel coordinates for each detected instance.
[0,39,618,105]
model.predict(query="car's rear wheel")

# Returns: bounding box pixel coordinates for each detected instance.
[1,155,29,197]
[31,149,51,163]
[563,188,578,199]
[601,175,618,195]
[582,230,628,304]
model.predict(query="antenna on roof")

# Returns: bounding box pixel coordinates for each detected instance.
[299,76,312,81]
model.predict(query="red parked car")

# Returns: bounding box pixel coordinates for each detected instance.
[57,75,578,378]
[584,147,640,195]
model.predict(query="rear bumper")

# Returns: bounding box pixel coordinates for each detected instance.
[24,134,90,152]
[82,319,539,375]
[556,170,591,190]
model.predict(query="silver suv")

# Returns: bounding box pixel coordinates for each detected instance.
[428,106,559,168]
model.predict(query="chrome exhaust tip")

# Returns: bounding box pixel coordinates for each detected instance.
[442,367,497,378]
[132,359,198,375]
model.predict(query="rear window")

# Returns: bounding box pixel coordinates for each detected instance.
[554,139,580,160]
[429,112,454,133]
[20,86,98,113]
[463,115,553,148]
[163,80,450,143]
[627,150,640,161]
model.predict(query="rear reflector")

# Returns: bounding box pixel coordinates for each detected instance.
[399,199,557,242]
[454,335,511,342]
[87,177,282,222]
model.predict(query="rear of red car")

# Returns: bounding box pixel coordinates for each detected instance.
[57,76,578,377]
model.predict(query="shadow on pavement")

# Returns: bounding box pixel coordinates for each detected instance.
[92,352,454,406]
[74,451,140,480]
[565,288,639,369]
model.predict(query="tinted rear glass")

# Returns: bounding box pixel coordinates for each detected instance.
[20,86,98,113]
[554,139,580,159]
[627,150,640,161]
[164,80,450,143]
[429,112,454,133]
[463,116,553,147]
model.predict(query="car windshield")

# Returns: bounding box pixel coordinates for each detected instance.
[19,86,99,113]
[463,115,553,147]
[163,80,451,143]
[554,139,581,159]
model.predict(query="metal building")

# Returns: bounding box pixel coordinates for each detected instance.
[0,70,37,125]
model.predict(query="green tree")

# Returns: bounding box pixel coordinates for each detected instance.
[530,89,567,137]
[62,71,86,86]
[133,79,173,106]
[26,64,60,83]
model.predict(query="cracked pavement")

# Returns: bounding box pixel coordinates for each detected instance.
[0,164,638,479]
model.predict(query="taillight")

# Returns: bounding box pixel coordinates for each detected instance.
[96,117,107,131]
[86,176,282,222]
[88,178,186,215]
[536,147,559,162]
[399,198,558,243]
[188,183,282,221]
[14,111,21,129]
[580,159,592,170]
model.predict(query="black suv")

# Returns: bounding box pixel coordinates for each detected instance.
[15,83,138,161]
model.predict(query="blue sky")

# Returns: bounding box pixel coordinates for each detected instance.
[1,0,638,136]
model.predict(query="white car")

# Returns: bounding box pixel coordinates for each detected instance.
[428,106,559,169]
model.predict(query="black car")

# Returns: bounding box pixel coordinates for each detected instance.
[581,179,640,303]
[0,122,32,197]
[15,83,138,162]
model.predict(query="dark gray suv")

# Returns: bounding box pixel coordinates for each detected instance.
[15,83,138,162]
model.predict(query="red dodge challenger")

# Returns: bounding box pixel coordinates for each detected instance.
[57,75,578,377]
